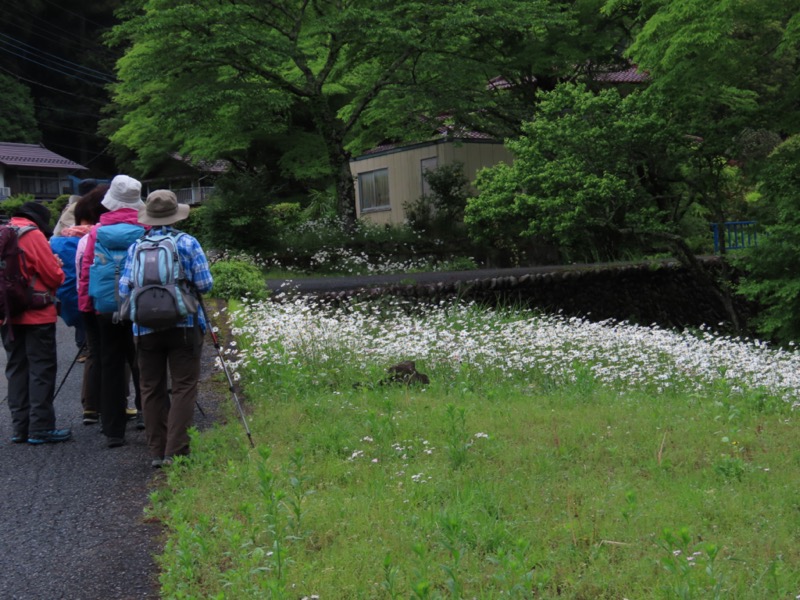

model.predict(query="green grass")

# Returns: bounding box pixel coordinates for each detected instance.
[150,353,800,599]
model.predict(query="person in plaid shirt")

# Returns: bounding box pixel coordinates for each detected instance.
[119,190,213,468]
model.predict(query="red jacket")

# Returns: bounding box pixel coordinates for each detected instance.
[8,216,65,325]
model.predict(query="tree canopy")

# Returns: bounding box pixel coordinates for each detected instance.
[0,73,40,143]
[105,0,628,223]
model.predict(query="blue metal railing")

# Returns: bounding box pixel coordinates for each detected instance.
[710,221,757,253]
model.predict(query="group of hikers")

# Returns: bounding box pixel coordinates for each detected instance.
[1,174,214,468]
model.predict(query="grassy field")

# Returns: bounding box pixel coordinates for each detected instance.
[149,298,800,599]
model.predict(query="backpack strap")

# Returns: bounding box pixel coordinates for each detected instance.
[16,225,53,303]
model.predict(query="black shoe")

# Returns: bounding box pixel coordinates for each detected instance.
[136,412,145,430]
[107,437,125,448]
[82,411,100,425]
[11,433,28,444]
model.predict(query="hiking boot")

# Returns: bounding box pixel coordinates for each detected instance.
[107,437,125,448]
[82,411,100,425]
[136,411,145,430]
[28,429,72,444]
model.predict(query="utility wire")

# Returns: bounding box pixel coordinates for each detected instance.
[0,16,117,63]
[34,103,102,119]
[36,120,106,138]
[0,33,114,81]
[42,139,114,164]
[0,64,108,105]
[0,44,112,86]
[37,0,112,30]
[13,3,106,49]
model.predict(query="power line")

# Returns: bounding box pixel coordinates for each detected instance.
[42,139,114,164]
[0,33,114,82]
[36,119,105,138]
[34,103,102,119]
[0,64,108,105]
[0,43,112,87]
[38,0,112,31]
[14,3,105,51]
[1,8,117,63]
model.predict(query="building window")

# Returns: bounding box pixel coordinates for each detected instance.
[17,171,71,197]
[420,157,438,196]
[358,168,390,212]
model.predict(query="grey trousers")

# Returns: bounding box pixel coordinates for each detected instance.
[2,323,58,436]
[137,326,203,459]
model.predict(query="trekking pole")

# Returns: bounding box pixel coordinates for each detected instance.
[198,298,255,448]
[53,342,87,401]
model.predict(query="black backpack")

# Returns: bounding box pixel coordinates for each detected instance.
[0,224,53,322]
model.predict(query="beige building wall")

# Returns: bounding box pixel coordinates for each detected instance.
[351,139,513,226]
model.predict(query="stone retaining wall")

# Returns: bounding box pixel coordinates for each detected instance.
[305,258,754,332]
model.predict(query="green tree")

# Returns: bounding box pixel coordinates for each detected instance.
[735,136,800,344]
[105,0,628,226]
[611,0,800,142]
[466,83,744,326]
[466,85,690,258]
[0,74,40,143]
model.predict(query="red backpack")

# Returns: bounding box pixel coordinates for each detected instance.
[0,224,50,323]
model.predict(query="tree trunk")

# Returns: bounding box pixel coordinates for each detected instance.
[650,231,741,332]
[334,154,356,229]
[311,101,357,229]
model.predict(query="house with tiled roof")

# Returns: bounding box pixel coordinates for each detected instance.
[352,127,513,226]
[0,142,87,201]
[352,63,648,225]
[140,153,228,205]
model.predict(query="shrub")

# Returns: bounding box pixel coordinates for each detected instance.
[735,135,800,344]
[179,205,208,244]
[0,195,33,219]
[209,260,269,301]
[200,170,282,253]
[52,194,71,216]
[404,162,472,239]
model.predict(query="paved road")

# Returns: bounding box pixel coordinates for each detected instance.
[264,261,693,295]
[265,265,586,294]
[0,320,221,600]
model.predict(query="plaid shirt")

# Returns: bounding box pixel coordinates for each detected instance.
[119,226,213,336]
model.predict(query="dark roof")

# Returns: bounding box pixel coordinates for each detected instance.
[593,65,648,84]
[169,153,229,173]
[488,64,648,90]
[0,142,87,170]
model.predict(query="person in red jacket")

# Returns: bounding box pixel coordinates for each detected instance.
[2,202,70,444]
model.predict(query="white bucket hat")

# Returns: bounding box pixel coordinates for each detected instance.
[101,175,144,212]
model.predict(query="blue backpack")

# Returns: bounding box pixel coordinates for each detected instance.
[88,223,145,314]
[49,236,81,327]
[122,231,199,329]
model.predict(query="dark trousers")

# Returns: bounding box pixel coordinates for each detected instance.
[96,314,140,440]
[2,323,58,436]
[137,326,203,459]
[80,312,101,414]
